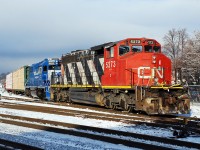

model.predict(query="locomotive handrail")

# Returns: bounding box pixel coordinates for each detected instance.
[150,84,184,90]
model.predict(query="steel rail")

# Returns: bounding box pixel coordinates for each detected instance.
[0,117,173,150]
[0,138,42,150]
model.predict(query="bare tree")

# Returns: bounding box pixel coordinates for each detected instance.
[184,31,200,67]
[178,28,188,57]
[193,31,200,53]
[163,28,188,70]
[182,31,200,84]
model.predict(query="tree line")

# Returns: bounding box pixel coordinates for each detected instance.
[163,29,200,85]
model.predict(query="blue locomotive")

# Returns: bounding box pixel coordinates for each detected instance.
[25,58,61,100]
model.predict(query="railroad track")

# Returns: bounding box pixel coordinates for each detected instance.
[0,95,193,121]
[1,95,200,148]
[1,96,200,135]
[0,138,42,150]
[2,95,198,120]
[0,114,199,150]
[0,99,200,135]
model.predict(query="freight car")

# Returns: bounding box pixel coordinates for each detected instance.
[25,58,61,100]
[51,38,190,115]
[5,66,29,94]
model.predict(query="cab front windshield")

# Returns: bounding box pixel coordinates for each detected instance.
[144,46,160,52]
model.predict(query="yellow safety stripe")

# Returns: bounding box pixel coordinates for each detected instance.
[51,84,99,88]
[102,86,132,89]
[51,84,133,89]
[51,84,184,90]
[150,86,184,89]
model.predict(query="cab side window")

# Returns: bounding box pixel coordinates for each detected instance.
[119,45,130,56]
[106,47,114,58]
[38,67,42,74]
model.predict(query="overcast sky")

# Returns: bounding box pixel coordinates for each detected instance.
[0,0,200,74]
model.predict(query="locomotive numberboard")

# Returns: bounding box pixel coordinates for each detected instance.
[130,40,141,44]
[147,41,154,45]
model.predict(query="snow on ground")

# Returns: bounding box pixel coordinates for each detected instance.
[190,102,200,117]
[1,83,200,118]
[0,99,200,145]
[0,107,173,138]
[0,83,200,148]
[0,123,136,150]
[0,99,124,116]
[0,84,31,99]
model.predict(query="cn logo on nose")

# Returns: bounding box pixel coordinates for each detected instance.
[138,67,163,79]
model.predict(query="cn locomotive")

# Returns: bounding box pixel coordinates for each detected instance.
[50,38,190,115]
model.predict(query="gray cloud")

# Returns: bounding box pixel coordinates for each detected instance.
[0,0,200,73]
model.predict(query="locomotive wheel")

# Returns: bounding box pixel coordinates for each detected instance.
[111,103,117,110]
[59,95,63,102]
[53,94,58,102]
[25,89,31,97]
[65,95,71,103]
[104,98,111,108]
[37,89,45,100]
[121,100,132,112]
[126,105,133,112]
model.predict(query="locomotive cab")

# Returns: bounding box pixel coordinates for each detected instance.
[102,38,168,86]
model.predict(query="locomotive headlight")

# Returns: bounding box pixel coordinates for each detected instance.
[152,55,156,64]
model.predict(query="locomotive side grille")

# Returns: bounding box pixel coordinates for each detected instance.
[67,63,76,84]
[87,60,100,85]
[61,48,106,86]
[64,65,72,84]
[62,56,104,86]
[76,62,87,85]
[80,59,94,85]
[73,62,83,85]
[93,57,104,82]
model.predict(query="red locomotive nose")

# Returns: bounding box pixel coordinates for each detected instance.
[121,52,171,87]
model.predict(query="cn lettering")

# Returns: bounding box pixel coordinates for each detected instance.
[138,67,163,79]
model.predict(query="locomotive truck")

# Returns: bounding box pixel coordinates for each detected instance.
[51,38,190,115]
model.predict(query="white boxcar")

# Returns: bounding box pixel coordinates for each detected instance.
[6,72,13,90]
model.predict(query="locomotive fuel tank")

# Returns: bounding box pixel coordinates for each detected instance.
[69,88,104,106]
